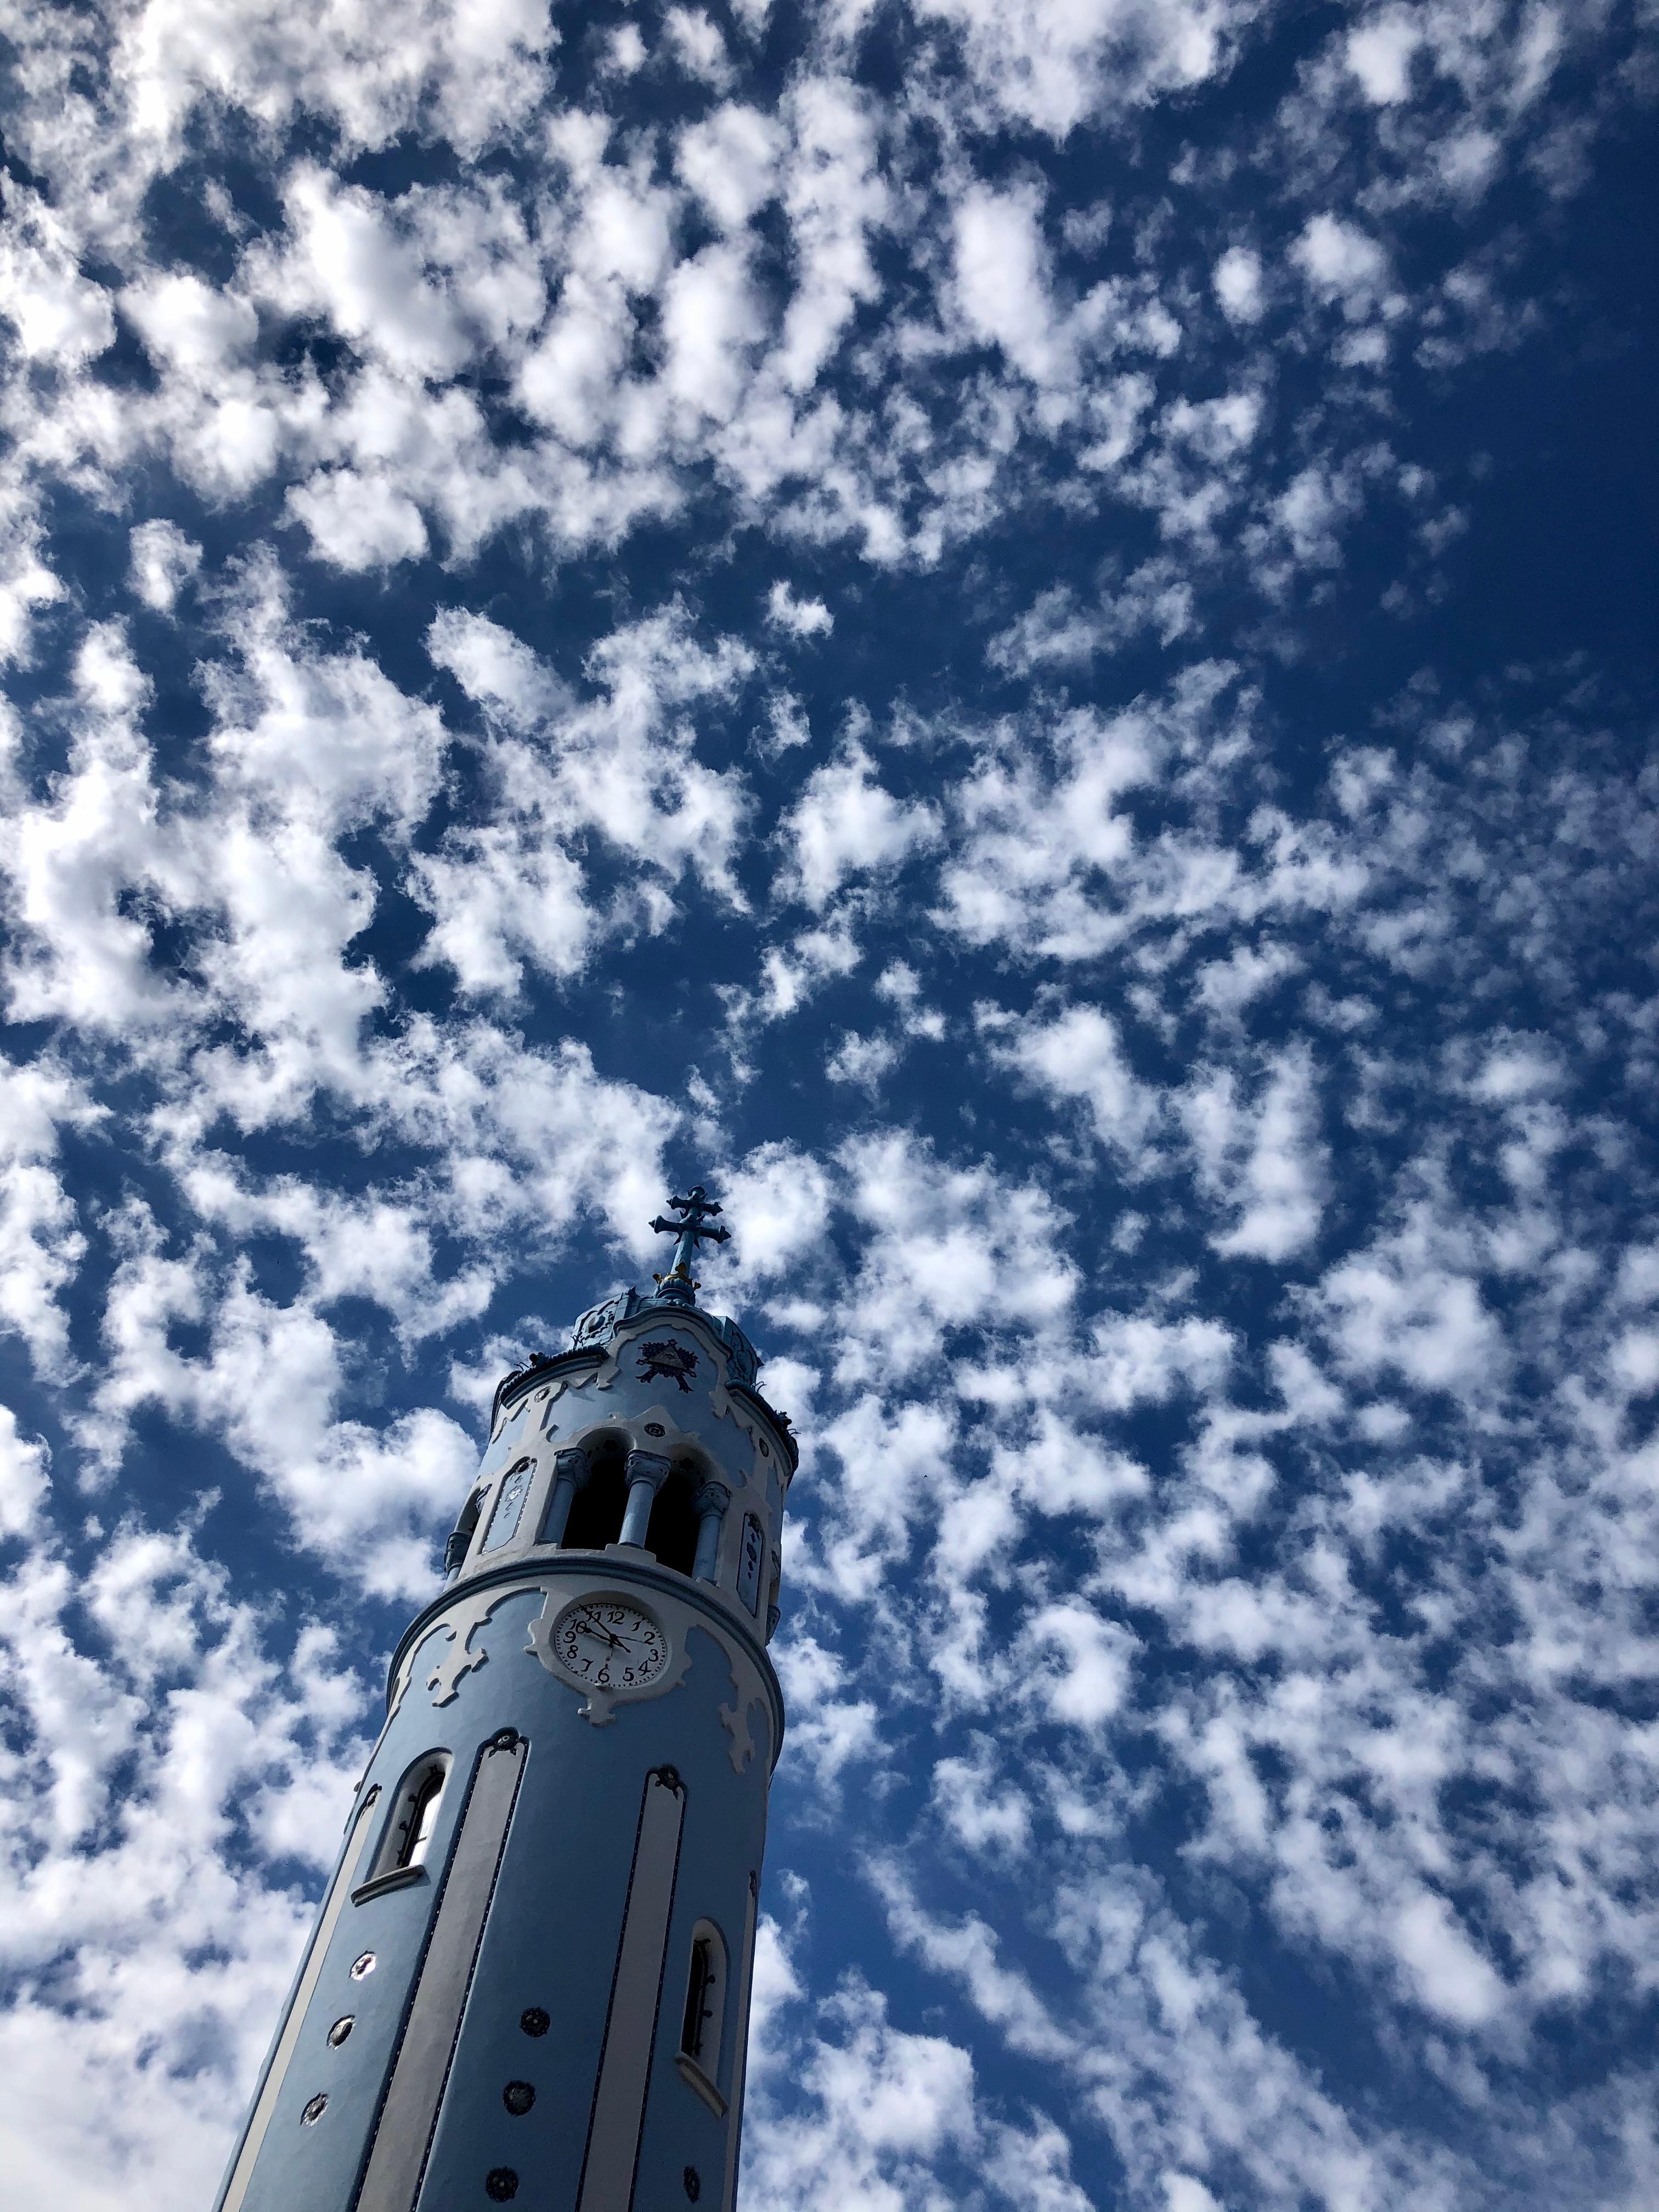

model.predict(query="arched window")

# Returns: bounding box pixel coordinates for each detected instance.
[645,1463,699,1577]
[362,1753,453,1891]
[402,1768,446,1868]
[562,1435,628,1550]
[676,1919,729,2110]
[443,1489,486,1577]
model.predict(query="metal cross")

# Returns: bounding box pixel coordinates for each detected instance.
[650,1183,731,1300]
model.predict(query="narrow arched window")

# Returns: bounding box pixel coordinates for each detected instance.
[681,1937,716,2059]
[366,1752,453,1885]
[676,1918,729,2104]
[402,1768,445,1869]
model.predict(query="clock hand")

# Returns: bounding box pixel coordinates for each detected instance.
[578,1619,637,1655]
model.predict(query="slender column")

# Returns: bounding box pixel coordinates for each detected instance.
[539,1447,591,1547]
[618,1450,672,1548]
[691,1480,731,1583]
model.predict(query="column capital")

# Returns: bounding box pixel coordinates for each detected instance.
[552,1447,591,1488]
[623,1448,673,1494]
[692,1478,732,1520]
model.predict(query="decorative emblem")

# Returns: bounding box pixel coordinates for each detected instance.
[639,1339,698,1392]
[483,1457,535,1551]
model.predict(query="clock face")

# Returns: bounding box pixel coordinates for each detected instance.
[549,1596,670,1691]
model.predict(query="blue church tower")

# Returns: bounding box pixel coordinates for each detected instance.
[216,1187,794,2212]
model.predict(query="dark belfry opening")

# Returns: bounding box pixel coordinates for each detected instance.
[562,1436,627,1550]
[645,1464,700,1576]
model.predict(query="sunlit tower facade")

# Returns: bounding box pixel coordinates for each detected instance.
[216,1188,794,2212]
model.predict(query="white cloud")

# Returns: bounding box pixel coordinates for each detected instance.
[664,5,733,88]
[993,1002,1157,1156]
[1346,11,1423,104]
[1291,213,1390,319]
[781,740,940,911]
[954,182,1073,391]
[1314,1195,1506,1397]
[677,103,783,232]
[837,1133,1077,1383]
[1181,1045,1329,1261]
[127,520,201,612]
[913,0,1256,137]
[1213,244,1264,322]
[766,580,834,637]
[286,467,429,569]
[0,184,114,366]
[1391,1890,1505,2024]
[0,1406,48,1536]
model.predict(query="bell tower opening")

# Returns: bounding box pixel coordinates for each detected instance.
[561,1434,627,1549]
[645,1463,701,1576]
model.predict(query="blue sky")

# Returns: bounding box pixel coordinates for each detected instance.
[1,1,1656,2206]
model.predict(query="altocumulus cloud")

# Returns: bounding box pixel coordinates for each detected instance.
[0,0,1656,2206]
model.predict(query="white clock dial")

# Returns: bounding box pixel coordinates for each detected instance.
[550,1596,669,1692]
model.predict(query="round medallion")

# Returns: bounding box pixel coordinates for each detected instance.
[547,1595,669,1692]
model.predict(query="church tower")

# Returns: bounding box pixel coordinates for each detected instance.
[216,1187,794,2212]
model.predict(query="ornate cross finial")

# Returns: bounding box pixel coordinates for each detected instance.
[649,1183,731,1305]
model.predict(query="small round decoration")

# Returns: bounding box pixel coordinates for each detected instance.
[644,1421,666,1437]
[520,2006,550,2038]
[486,2172,520,2203]
[349,1951,375,1980]
[503,2080,536,2115]
[326,2016,354,2047]
[301,2095,328,2125]
[684,2166,702,2200]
